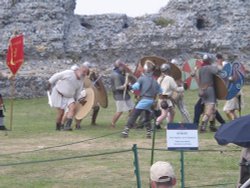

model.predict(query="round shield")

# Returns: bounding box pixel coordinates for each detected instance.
[170,62,182,81]
[182,58,203,90]
[94,77,108,108]
[214,75,228,100]
[141,56,166,78]
[84,74,108,108]
[75,87,96,120]
[134,56,182,80]
[84,77,92,88]
[220,62,245,100]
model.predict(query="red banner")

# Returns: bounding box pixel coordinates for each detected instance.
[6,34,24,75]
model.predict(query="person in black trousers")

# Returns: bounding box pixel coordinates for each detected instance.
[193,98,226,130]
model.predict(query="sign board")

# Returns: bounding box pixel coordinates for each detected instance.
[167,123,199,150]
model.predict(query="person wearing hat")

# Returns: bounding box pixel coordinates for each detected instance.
[47,63,89,131]
[150,161,177,188]
[198,54,219,133]
[121,60,161,138]
[110,59,134,128]
[155,63,184,129]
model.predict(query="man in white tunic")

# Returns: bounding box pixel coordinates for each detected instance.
[47,64,89,130]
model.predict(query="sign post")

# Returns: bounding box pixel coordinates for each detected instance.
[6,34,24,130]
[167,123,199,188]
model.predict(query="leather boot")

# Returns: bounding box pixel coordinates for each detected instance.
[209,120,217,132]
[200,121,206,133]
[91,106,100,125]
[75,123,81,130]
[64,118,73,131]
[56,122,61,131]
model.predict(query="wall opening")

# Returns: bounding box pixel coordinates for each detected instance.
[196,16,205,30]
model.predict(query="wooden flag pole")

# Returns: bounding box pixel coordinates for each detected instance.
[6,31,24,131]
[9,75,15,131]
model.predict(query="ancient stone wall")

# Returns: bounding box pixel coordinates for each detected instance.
[0,0,249,98]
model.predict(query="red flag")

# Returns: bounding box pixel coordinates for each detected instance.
[6,34,24,75]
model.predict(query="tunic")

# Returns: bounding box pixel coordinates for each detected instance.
[49,70,84,109]
[198,65,219,104]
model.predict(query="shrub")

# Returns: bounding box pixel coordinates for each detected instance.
[154,17,174,27]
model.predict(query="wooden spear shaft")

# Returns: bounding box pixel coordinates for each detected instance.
[123,73,129,100]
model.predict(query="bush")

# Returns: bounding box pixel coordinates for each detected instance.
[154,17,174,27]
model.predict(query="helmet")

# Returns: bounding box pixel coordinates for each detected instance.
[202,54,212,64]
[143,60,155,73]
[71,64,79,71]
[83,61,93,68]
[114,59,124,68]
[203,54,209,60]
[171,59,178,65]
[160,63,171,72]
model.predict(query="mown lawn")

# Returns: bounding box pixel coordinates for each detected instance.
[0,86,249,188]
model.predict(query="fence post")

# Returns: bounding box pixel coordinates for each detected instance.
[180,150,185,188]
[132,144,141,188]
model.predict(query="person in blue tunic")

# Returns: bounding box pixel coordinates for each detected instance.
[121,60,161,138]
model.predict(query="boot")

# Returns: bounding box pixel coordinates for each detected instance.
[56,122,61,131]
[155,122,162,130]
[64,118,73,131]
[209,120,217,132]
[199,121,206,133]
[0,109,4,117]
[75,124,81,130]
[146,127,152,139]
[121,127,129,138]
[0,116,7,131]
[91,106,99,125]
[0,126,7,131]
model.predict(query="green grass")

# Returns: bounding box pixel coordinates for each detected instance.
[0,86,249,188]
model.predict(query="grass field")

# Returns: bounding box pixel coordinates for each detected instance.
[0,86,249,188]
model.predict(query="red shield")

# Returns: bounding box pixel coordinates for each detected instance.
[6,35,24,75]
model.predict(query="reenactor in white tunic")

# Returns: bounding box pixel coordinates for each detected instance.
[47,64,89,130]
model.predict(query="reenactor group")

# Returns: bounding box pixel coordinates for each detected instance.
[0,54,243,139]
